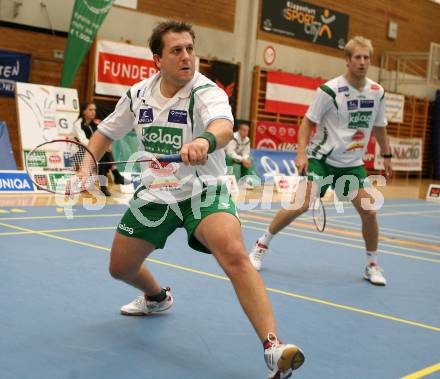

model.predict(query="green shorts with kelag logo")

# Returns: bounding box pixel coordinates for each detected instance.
[308,158,369,199]
[116,185,239,254]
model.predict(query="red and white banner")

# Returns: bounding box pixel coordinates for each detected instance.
[265,71,325,116]
[363,134,376,169]
[95,40,158,97]
[374,137,423,171]
[95,40,200,97]
[254,121,300,151]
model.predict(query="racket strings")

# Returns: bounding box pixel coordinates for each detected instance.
[26,140,98,194]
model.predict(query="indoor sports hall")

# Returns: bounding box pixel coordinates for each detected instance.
[1,1,439,379]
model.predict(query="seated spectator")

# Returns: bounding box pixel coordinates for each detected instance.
[225,120,259,188]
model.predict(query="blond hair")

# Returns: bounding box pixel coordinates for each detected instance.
[344,36,373,58]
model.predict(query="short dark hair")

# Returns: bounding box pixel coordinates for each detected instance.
[234,119,250,131]
[149,20,195,57]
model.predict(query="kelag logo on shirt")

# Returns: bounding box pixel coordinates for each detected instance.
[348,111,372,129]
[168,109,187,124]
[138,108,153,124]
[141,126,182,155]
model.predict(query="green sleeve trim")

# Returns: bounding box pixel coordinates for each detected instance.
[126,89,134,115]
[319,84,338,110]
[189,84,215,132]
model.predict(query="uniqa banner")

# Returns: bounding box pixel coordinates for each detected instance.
[250,149,298,178]
[61,0,113,87]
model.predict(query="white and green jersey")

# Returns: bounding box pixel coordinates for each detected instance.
[98,71,233,203]
[226,132,251,161]
[306,75,387,167]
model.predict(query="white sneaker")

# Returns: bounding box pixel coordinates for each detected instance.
[120,287,174,315]
[364,264,387,286]
[249,241,268,271]
[264,333,305,379]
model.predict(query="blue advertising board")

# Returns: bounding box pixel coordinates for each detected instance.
[0,171,35,193]
[0,50,31,97]
[250,149,298,179]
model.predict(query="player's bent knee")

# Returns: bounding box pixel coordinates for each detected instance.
[109,262,133,281]
[215,242,250,273]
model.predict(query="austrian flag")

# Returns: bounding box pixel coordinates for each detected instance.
[265,71,326,116]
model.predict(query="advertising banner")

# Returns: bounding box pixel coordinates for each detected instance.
[0,50,31,97]
[95,39,200,97]
[16,83,79,150]
[362,134,376,169]
[61,0,113,87]
[385,92,405,123]
[261,0,349,49]
[374,137,423,171]
[254,121,300,151]
[250,149,297,179]
[211,61,239,117]
[95,40,157,97]
[0,171,35,193]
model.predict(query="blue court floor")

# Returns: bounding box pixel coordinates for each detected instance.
[0,198,439,379]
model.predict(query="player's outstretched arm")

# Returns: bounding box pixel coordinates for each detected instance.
[295,116,316,174]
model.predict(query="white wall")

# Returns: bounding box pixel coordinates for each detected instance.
[0,0,436,118]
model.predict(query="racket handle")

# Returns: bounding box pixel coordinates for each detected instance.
[157,154,182,163]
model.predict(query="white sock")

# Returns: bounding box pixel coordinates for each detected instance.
[259,228,274,246]
[366,251,378,266]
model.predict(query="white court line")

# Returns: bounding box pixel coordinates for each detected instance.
[0,221,439,333]
[240,213,440,256]
[330,218,440,244]
[241,220,440,263]
[241,209,440,244]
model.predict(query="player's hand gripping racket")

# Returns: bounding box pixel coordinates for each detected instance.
[299,169,326,232]
[25,139,181,195]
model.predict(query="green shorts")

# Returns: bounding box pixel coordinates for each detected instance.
[116,185,239,254]
[308,158,369,199]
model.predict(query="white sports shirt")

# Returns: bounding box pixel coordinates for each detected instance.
[226,131,251,161]
[98,71,234,203]
[306,75,387,167]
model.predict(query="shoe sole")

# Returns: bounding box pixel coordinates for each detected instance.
[277,346,305,371]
